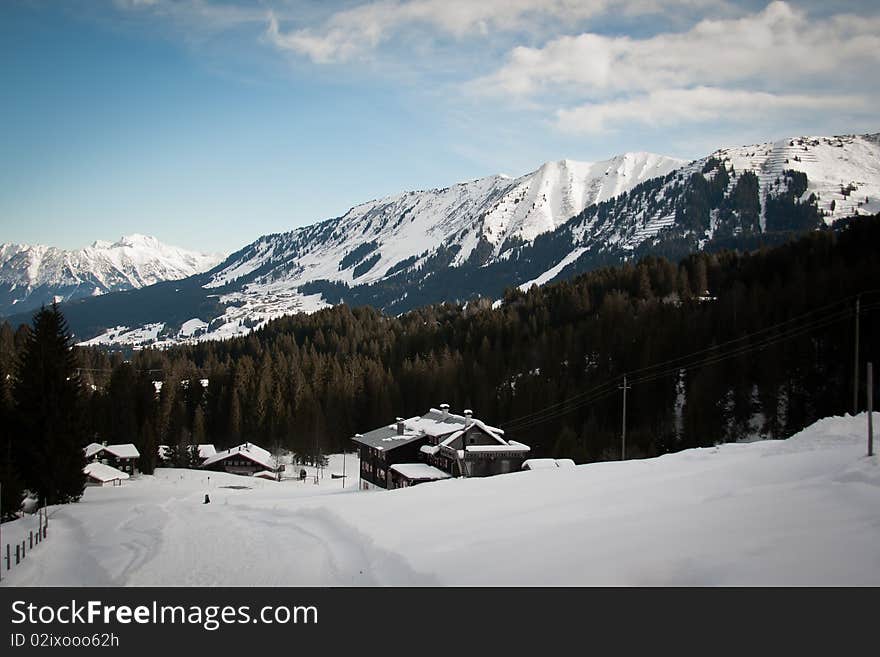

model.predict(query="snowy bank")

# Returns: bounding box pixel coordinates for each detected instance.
[2,415,878,586]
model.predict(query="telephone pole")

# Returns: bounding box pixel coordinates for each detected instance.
[868,362,874,457]
[619,374,631,460]
[854,295,860,415]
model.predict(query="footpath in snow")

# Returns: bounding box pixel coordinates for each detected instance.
[1,414,878,586]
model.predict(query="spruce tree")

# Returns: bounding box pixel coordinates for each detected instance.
[13,304,87,505]
[0,353,25,518]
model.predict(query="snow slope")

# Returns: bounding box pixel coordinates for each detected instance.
[2,414,877,586]
[0,234,223,316]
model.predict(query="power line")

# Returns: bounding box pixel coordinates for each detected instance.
[504,297,880,433]
[501,295,860,430]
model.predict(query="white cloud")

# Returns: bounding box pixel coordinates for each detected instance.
[472,1,880,134]
[264,0,729,63]
[556,87,869,134]
[479,2,880,97]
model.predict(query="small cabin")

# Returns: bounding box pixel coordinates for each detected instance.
[84,442,141,475]
[200,443,281,476]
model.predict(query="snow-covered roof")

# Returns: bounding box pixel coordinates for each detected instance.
[84,462,130,483]
[85,442,105,459]
[466,441,530,454]
[351,420,425,450]
[389,463,452,481]
[84,443,140,460]
[201,443,275,471]
[103,443,140,459]
[409,408,504,437]
[252,470,278,480]
[420,444,440,456]
[354,407,510,451]
[522,458,573,470]
[522,458,557,470]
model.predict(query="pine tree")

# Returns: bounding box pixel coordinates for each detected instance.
[13,304,87,505]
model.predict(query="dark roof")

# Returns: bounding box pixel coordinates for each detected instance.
[350,424,427,451]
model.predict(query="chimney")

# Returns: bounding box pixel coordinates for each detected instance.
[396,417,405,435]
[439,403,450,419]
[464,409,473,427]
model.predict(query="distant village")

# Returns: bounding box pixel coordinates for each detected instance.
[82,404,574,489]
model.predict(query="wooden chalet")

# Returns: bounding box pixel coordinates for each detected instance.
[84,442,141,475]
[351,404,530,490]
[200,442,282,477]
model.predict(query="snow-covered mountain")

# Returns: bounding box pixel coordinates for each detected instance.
[515,132,880,288]
[22,132,879,348]
[0,234,224,317]
[206,151,683,289]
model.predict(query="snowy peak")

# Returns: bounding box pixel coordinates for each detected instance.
[0,235,225,317]
[485,152,684,247]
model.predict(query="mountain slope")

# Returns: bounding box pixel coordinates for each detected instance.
[15,132,878,347]
[0,234,224,317]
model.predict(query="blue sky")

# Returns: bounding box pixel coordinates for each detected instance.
[1,0,878,254]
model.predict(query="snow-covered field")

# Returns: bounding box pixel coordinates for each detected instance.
[2,414,878,586]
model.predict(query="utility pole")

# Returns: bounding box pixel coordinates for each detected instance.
[854,295,861,415]
[868,362,874,457]
[619,374,631,460]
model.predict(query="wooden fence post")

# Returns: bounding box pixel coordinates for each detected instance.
[29,530,33,550]
[15,543,20,565]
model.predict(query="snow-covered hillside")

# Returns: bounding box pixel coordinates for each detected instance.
[2,414,877,586]
[714,133,880,225]
[0,234,223,317]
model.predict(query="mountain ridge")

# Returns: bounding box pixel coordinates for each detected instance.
[0,234,224,317]
[5,131,877,347]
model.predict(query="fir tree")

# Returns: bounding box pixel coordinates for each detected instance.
[13,304,87,505]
